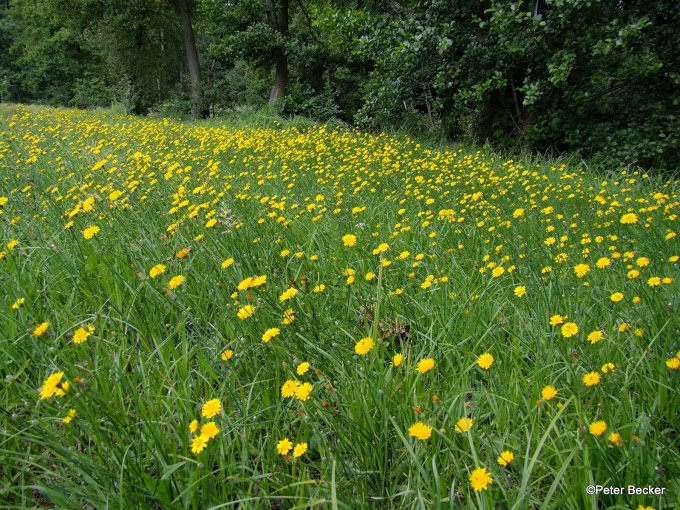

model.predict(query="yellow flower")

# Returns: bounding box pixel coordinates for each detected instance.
[280,249,290,257]
[282,308,295,325]
[620,213,638,224]
[149,264,166,278]
[513,285,526,298]
[313,284,325,293]
[601,363,615,374]
[497,451,514,467]
[469,467,493,492]
[491,266,505,277]
[202,399,221,418]
[455,417,473,433]
[393,353,404,367]
[294,382,313,401]
[189,419,198,433]
[513,208,524,218]
[7,239,18,249]
[647,276,661,287]
[636,257,650,267]
[200,422,219,439]
[574,264,590,277]
[72,325,95,344]
[372,243,389,255]
[589,420,607,436]
[221,258,234,268]
[293,443,308,458]
[205,218,217,228]
[168,275,185,289]
[296,362,310,375]
[262,327,281,343]
[561,322,578,338]
[610,292,624,302]
[587,331,604,344]
[365,272,376,281]
[277,438,293,456]
[33,322,50,338]
[666,357,680,370]
[408,421,432,440]
[39,372,64,400]
[477,353,494,370]
[583,372,601,386]
[541,385,558,400]
[176,248,189,259]
[190,435,208,454]
[62,409,76,424]
[281,380,300,398]
[83,225,100,239]
[549,314,565,326]
[342,234,357,247]
[279,287,298,301]
[416,358,436,373]
[11,297,25,309]
[608,432,623,446]
[355,336,375,355]
[221,349,234,361]
[596,257,611,268]
[237,305,255,319]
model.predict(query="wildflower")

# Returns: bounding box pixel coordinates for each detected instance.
[33,322,50,338]
[262,327,280,343]
[296,362,310,375]
[620,213,638,224]
[355,336,375,355]
[313,284,325,293]
[279,288,298,301]
[189,420,198,433]
[666,358,680,370]
[202,399,221,418]
[342,234,357,247]
[574,264,590,277]
[608,432,623,447]
[601,363,615,374]
[542,385,558,400]
[72,325,95,344]
[83,225,100,239]
[63,409,76,424]
[294,382,313,401]
[619,322,631,333]
[636,257,650,267]
[280,249,290,257]
[596,257,611,268]
[393,353,404,366]
[477,353,494,370]
[513,208,524,218]
[627,269,640,279]
[149,264,166,278]
[277,438,293,456]
[168,275,185,289]
[561,322,579,338]
[221,258,234,268]
[281,380,300,398]
[200,422,219,440]
[205,218,217,228]
[372,243,389,255]
[176,248,189,259]
[513,285,526,298]
[588,331,604,344]
[282,308,295,325]
[610,292,624,302]
[455,417,473,433]
[583,372,601,387]
[469,467,493,492]
[191,435,208,454]
[365,272,376,281]
[589,420,607,437]
[237,305,254,319]
[416,358,436,373]
[491,266,505,277]
[293,443,308,457]
[408,421,432,440]
[11,297,25,309]
[497,451,514,467]
[39,372,64,400]
[549,315,565,326]
[7,240,18,249]
[663,277,673,284]
[647,276,661,287]
[221,349,234,361]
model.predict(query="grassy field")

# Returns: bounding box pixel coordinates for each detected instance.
[1,103,679,509]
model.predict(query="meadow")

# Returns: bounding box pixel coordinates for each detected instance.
[0,103,679,509]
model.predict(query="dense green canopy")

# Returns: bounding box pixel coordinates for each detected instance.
[1,0,678,169]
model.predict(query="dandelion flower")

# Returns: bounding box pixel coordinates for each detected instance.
[176,248,189,259]
[477,353,494,370]
[561,322,579,338]
[355,336,375,355]
[620,213,638,224]
[281,380,300,398]
[202,399,221,418]
[32,322,50,338]
[279,288,298,301]
[469,467,493,492]
[549,314,565,326]
[168,275,185,289]
[455,417,473,433]
[342,234,357,247]
[39,372,64,400]
[63,409,76,424]
[574,264,590,277]
[666,358,680,370]
[189,419,198,433]
[262,327,280,343]
[589,420,607,436]
[608,432,623,446]
[296,362,310,375]
[294,382,313,401]
[513,285,526,298]
[293,443,308,457]
[72,325,95,344]
[497,451,514,467]
[221,258,234,268]
[282,308,295,325]
[149,264,166,278]
[647,276,661,287]
[583,372,601,386]
[610,292,624,302]
[416,358,436,373]
[83,225,100,239]
[277,438,293,456]
[587,331,604,344]
[313,284,325,293]
[393,353,404,367]
[408,421,432,440]
[221,349,234,361]
[601,363,615,374]
[541,385,558,400]
[191,435,208,454]
[11,297,25,309]
[596,257,611,268]
[237,305,254,320]
[200,422,219,440]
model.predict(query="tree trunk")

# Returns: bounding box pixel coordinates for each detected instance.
[266,0,289,104]
[171,0,202,116]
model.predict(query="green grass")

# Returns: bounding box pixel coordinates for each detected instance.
[0,103,679,509]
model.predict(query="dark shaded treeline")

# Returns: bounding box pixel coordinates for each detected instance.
[1,0,678,169]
